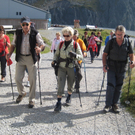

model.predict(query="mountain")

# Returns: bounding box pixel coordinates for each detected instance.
[19,0,135,30]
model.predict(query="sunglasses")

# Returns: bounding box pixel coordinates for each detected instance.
[22,23,29,27]
[63,35,70,37]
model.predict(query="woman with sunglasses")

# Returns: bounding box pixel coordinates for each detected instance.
[52,26,83,112]
[0,25,11,82]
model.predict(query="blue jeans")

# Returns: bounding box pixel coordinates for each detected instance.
[106,70,125,107]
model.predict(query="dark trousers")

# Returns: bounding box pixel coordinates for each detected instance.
[54,50,56,54]
[0,56,6,77]
[106,70,125,107]
[97,44,101,56]
[89,48,95,61]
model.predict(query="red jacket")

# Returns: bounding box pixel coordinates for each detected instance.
[0,35,10,57]
[87,36,98,52]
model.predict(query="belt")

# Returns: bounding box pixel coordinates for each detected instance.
[20,54,31,56]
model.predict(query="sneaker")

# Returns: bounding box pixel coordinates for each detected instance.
[0,77,6,82]
[66,97,71,106]
[26,81,30,87]
[54,102,61,112]
[62,93,65,97]
[29,101,35,108]
[112,104,120,113]
[16,92,26,103]
[103,106,112,113]
[91,60,93,63]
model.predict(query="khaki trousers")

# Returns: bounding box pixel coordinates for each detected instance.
[57,67,75,96]
[15,55,37,102]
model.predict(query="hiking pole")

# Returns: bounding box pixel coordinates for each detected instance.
[37,54,42,105]
[125,65,132,105]
[73,61,82,107]
[8,62,14,100]
[96,72,106,106]
[83,59,88,93]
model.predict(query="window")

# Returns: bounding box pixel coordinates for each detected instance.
[16,12,18,15]
[19,12,21,15]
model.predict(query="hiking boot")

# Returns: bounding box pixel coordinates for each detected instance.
[16,92,26,103]
[66,97,71,106]
[112,104,120,113]
[103,106,112,113]
[29,101,35,108]
[54,102,61,112]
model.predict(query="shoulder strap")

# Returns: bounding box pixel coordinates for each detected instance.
[73,41,77,52]
[59,41,64,50]
[124,35,130,53]
[108,38,115,56]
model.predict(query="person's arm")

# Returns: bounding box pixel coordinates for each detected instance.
[102,52,108,72]
[6,33,16,60]
[35,33,46,53]
[129,53,135,68]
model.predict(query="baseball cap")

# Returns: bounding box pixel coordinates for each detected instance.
[21,16,30,23]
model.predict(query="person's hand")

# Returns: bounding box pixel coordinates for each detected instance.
[69,51,76,58]
[6,53,11,60]
[83,52,87,57]
[35,46,41,54]
[103,65,108,72]
[130,61,135,68]
[51,61,57,67]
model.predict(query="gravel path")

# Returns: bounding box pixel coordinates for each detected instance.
[0,29,135,135]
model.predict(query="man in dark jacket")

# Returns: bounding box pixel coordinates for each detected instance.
[6,16,45,108]
[102,25,134,113]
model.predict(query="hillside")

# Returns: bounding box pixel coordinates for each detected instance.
[19,0,135,30]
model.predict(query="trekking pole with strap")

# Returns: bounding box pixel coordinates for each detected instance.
[73,60,82,107]
[125,62,132,105]
[4,38,14,100]
[96,72,106,106]
[37,54,42,105]
[83,59,88,93]
[8,61,14,100]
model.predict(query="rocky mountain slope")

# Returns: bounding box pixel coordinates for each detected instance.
[19,0,135,30]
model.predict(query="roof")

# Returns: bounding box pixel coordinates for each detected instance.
[12,0,50,14]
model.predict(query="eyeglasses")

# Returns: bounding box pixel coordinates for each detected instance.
[22,23,29,27]
[63,35,70,37]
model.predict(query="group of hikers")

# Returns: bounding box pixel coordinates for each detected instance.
[0,16,134,113]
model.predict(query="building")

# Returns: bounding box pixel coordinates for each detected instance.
[74,20,80,28]
[0,0,51,29]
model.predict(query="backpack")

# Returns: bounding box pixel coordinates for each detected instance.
[59,41,77,52]
[88,37,96,45]
[108,35,130,56]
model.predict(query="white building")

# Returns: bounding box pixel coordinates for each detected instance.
[0,0,51,29]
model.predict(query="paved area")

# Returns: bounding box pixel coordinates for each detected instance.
[0,29,135,134]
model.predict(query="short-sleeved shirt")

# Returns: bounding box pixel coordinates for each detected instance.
[104,38,133,61]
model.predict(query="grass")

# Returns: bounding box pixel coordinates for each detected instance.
[120,67,135,117]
